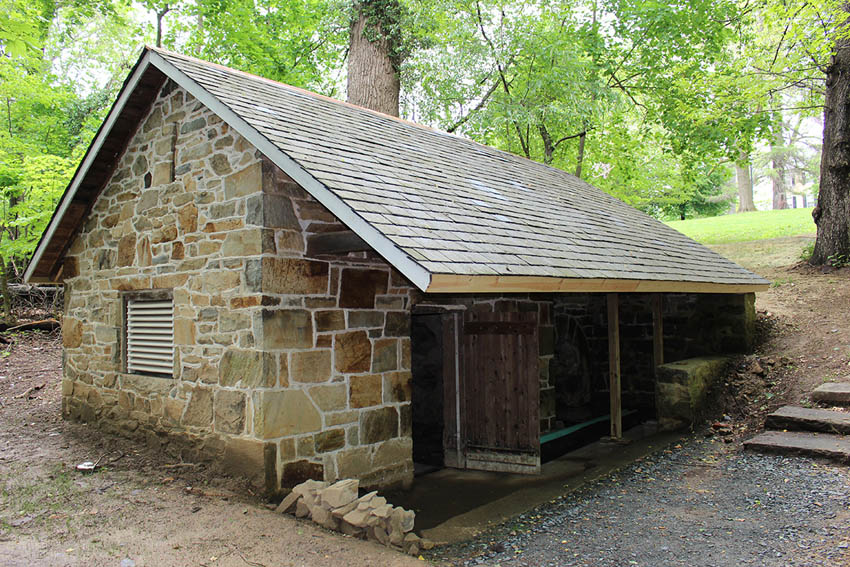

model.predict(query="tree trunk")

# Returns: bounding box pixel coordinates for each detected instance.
[347,3,401,117]
[736,153,756,212]
[812,20,850,265]
[771,127,788,210]
[0,254,15,325]
[575,131,586,178]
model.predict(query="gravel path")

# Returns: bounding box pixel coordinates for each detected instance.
[431,436,850,567]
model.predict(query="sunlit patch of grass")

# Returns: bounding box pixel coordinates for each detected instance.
[666,208,816,244]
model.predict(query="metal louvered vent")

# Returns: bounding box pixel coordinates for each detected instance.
[126,298,174,376]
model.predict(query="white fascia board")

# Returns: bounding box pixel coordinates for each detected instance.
[24,51,155,283]
[147,50,432,291]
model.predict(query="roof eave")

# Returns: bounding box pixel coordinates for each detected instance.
[425,274,770,294]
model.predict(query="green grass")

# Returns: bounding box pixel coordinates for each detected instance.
[665,208,817,244]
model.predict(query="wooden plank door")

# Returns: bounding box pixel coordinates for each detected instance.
[461,311,540,474]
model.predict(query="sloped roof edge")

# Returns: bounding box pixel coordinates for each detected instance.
[25,47,433,291]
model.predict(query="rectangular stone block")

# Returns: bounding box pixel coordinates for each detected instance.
[360,406,398,445]
[350,374,382,408]
[334,331,371,374]
[315,310,344,332]
[214,389,246,434]
[254,390,322,438]
[224,162,262,199]
[290,350,332,383]
[339,269,388,309]
[263,309,314,350]
[262,257,329,295]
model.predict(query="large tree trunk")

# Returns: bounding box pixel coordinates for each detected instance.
[736,153,756,212]
[812,25,850,265]
[771,129,788,210]
[347,2,401,117]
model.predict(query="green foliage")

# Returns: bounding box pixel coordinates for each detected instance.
[827,252,849,269]
[0,0,138,285]
[163,0,349,94]
[800,241,815,261]
[666,208,817,245]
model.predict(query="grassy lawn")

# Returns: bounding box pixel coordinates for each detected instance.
[665,208,817,244]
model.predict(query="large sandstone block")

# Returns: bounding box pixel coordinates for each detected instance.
[385,371,411,403]
[214,389,246,434]
[339,269,388,308]
[315,310,344,332]
[655,356,731,429]
[360,407,399,444]
[315,428,345,453]
[336,446,372,479]
[62,318,83,348]
[350,374,382,408]
[261,257,329,294]
[255,389,322,438]
[224,162,262,199]
[290,350,332,383]
[182,386,213,427]
[373,438,412,468]
[308,383,347,412]
[334,331,372,374]
[262,309,314,349]
[117,234,136,266]
[371,339,397,373]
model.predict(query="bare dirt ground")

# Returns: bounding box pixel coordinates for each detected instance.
[1,235,848,567]
[0,331,422,567]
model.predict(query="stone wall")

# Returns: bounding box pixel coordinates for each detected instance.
[550,292,756,426]
[61,79,416,494]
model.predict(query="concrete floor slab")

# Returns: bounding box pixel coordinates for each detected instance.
[385,423,683,544]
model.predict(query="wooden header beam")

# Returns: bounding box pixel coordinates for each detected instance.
[426,274,769,295]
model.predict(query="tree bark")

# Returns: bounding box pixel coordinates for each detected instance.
[736,153,756,212]
[0,254,15,325]
[575,131,586,178]
[771,127,788,210]
[812,19,850,265]
[347,3,401,117]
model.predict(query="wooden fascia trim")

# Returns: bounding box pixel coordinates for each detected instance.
[425,274,770,294]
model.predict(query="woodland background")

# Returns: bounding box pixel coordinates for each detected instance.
[0,0,844,293]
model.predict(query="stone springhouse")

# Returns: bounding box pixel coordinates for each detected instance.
[25,47,769,495]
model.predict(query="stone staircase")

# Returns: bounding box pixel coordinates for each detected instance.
[744,382,850,463]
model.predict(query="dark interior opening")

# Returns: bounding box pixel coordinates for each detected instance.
[542,309,651,462]
[411,312,445,472]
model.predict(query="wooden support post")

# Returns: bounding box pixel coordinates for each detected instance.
[652,294,664,376]
[607,293,622,439]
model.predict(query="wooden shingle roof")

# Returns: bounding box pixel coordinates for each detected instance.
[26,47,769,293]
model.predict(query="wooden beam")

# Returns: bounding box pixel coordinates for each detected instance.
[306,230,370,256]
[426,274,769,295]
[607,293,622,439]
[652,294,664,376]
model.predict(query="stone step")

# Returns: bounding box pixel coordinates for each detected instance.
[744,431,850,463]
[812,382,850,405]
[764,405,850,434]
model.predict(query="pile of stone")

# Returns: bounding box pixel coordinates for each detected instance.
[276,478,433,555]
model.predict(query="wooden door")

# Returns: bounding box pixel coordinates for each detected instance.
[461,311,540,474]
